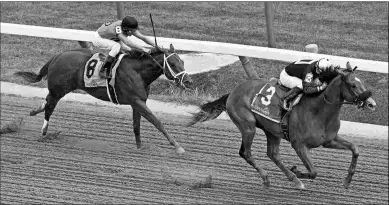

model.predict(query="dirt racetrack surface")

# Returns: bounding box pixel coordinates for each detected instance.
[1,95,388,204]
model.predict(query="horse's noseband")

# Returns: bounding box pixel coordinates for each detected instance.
[148,53,187,87]
[163,53,187,87]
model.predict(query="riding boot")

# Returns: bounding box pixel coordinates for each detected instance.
[99,55,115,79]
[282,87,302,110]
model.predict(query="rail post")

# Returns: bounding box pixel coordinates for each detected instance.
[77,2,125,50]
[265,2,276,48]
[116,2,125,19]
[239,56,259,79]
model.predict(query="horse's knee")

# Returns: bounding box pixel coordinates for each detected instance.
[239,149,251,162]
[266,151,274,161]
[239,148,245,159]
[352,145,359,157]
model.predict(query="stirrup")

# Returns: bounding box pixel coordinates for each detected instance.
[282,100,290,111]
[99,69,107,78]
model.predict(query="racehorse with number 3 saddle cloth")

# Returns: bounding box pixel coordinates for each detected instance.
[14,44,193,155]
[187,62,376,190]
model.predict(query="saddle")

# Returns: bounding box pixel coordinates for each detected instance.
[83,52,127,104]
[250,78,303,141]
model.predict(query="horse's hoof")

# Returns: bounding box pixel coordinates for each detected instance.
[296,183,305,190]
[37,135,47,142]
[293,176,305,189]
[290,165,298,173]
[30,110,37,116]
[343,178,350,189]
[263,181,271,189]
[176,146,185,154]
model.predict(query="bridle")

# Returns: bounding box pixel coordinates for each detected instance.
[147,52,187,87]
[323,74,372,108]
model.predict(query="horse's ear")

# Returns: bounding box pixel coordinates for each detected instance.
[353,66,358,72]
[169,44,175,52]
[346,62,353,72]
[337,69,347,76]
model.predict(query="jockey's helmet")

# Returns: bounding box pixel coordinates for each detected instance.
[316,58,333,74]
[122,16,138,30]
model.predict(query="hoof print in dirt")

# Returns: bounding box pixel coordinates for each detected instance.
[37,131,62,143]
[162,168,212,189]
[0,117,24,134]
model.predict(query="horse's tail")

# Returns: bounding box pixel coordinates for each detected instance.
[186,93,230,126]
[14,55,55,83]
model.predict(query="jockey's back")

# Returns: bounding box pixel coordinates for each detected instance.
[284,59,319,81]
[97,20,123,42]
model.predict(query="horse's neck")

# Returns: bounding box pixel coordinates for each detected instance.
[138,55,164,85]
[302,77,343,121]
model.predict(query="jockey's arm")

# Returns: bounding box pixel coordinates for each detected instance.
[302,78,327,94]
[133,30,156,47]
[117,33,145,52]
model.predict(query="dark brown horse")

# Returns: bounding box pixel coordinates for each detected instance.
[187,63,376,189]
[15,44,193,154]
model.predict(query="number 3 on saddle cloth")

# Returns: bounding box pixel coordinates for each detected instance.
[83,53,126,104]
[250,78,303,141]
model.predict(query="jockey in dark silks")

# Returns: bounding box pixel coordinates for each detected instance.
[91,16,155,78]
[279,58,340,110]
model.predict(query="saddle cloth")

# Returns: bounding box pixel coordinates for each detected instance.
[83,53,125,88]
[250,78,302,123]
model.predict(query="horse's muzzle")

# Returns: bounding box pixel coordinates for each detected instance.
[363,97,376,111]
[177,75,193,89]
[357,90,372,102]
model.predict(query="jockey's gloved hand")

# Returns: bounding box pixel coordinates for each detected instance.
[319,82,328,91]
[142,48,152,55]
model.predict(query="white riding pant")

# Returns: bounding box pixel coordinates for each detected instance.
[91,32,132,58]
[279,69,303,89]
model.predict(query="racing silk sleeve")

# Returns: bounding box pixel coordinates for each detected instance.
[302,80,324,94]
[97,20,123,41]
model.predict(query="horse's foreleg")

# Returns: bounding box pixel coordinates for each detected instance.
[132,100,184,154]
[322,135,359,189]
[291,144,318,180]
[132,110,142,149]
[265,133,305,189]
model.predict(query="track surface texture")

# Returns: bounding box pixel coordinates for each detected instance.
[1,95,388,204]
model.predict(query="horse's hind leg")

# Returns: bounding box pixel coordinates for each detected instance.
[265,131,305,189]
[132,109,142,149]
[231,112,270,187]
[322,135,359,189]
[30,101,46,116]
[39,92,62,138]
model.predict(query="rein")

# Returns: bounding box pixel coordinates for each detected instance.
[147,52,187,87]
[322,87,354,105]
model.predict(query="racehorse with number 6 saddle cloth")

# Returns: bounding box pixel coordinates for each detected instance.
[187,62,376,189]
[14,44,193,154]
